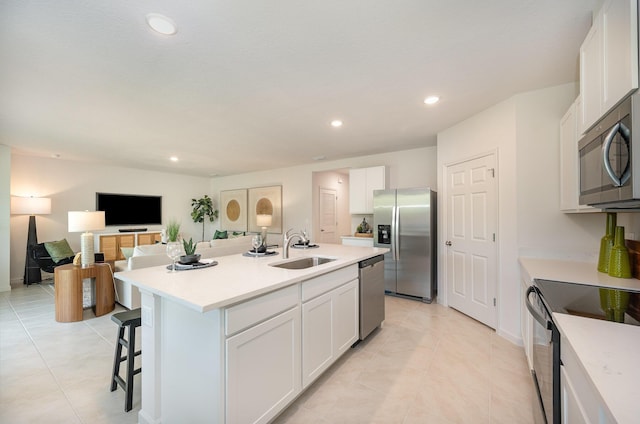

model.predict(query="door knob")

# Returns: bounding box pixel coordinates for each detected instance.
[445,241,452,246]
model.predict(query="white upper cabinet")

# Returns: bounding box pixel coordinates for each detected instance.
[349,166,386,214]
[560,98,596,213]
[579,9,603,134]
[580,0,638,133]
[602,0,639,113]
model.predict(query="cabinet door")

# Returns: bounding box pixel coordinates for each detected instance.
[580,10,603,132]
[560,99,596,213]
[560,102,579,212]
[561,366,589,424]
[301,292,333,387]
[301,279,359,388]
[117,235,135,260]
[365,166,386,213]
[602,0,638,114]
[333,279,359,356]
[349,168,367,214]
[137,232,160,246]
[100,235,118,262]
[226,307,301,424]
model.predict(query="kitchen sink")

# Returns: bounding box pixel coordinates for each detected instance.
[269,256,336,270]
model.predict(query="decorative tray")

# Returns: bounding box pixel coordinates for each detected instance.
[292,244,319,249]
[243,251,278,257]
[166,260,218,271]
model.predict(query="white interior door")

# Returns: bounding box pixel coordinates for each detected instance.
[319,188,337,243]
[445,153,497,329]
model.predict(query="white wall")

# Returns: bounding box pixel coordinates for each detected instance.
[210,146,438,242]
[10,155,211,284]
[0,145,11,292]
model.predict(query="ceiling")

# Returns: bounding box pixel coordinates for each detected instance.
[0,0,598,177]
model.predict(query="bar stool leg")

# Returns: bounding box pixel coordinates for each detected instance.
[125,325,136,412]
[110,326,125,392]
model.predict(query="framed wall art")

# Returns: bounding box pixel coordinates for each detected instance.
[248,185,282,234]
[220,189,247,232]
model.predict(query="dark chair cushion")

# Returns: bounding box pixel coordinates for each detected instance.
[30,243,74,273]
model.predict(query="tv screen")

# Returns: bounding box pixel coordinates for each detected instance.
[96,193,162,227]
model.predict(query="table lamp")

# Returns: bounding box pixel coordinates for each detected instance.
[11,196,51,285]
[68,211,106,268]
[256,214,272,247]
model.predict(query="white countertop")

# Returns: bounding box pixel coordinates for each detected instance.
[553,313,640,424]
[520,257,640,423]
[519,257,640,291]
[115,244,388,313]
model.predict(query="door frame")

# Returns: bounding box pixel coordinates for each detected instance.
[439,149,499,328]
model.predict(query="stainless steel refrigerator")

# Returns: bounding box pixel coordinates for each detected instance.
[373,188,436,302]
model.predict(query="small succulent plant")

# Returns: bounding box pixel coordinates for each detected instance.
[183,238,197,256]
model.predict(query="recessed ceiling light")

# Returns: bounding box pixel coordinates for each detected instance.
[170,156,179,162]
[330,120,343,128]
[424,96,440,105]
[146,13,177,36]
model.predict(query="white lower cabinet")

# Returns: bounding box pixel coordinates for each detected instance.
[226,306,301,424]
[302,278,359,388]
[561,365,589,424]
[224,264,359,423]
[561,334,615,424]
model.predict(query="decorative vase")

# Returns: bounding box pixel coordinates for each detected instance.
[608,226,631,278]
[597,213,617,273]
[599,288,630,323]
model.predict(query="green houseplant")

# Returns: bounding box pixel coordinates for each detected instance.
[180,237,201,264]
[183,238,197,256]
[191,195,219,241]
[166,219,181,242]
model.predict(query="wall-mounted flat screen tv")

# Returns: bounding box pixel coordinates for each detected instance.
[96,193,162,226]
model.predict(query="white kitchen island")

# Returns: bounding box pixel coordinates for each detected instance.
[115,244,388,424]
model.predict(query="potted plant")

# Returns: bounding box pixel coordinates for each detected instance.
[166,219,181,242]
[191,195,219,241]
[180,237,200,264]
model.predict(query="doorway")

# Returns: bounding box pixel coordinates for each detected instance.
[311,170,350,244]
[444,152,498,329]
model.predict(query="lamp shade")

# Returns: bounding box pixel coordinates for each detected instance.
[68,211,106,232]
[11,196,51,215]
[256,214,272,227]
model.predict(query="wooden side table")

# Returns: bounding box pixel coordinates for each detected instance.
[54,263,115,322]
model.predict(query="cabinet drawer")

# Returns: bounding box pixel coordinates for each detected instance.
[301,265,358,302]
[225,285,299,336]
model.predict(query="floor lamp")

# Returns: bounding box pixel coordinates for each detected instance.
[11,196,52,285]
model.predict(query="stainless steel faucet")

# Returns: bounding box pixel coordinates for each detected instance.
[282,228,308,259]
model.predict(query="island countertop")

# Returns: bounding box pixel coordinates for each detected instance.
[115,244,388,313]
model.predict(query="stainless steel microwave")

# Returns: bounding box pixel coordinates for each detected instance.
[578,92,640,209]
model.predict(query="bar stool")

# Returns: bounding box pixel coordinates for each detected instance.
[110,308,142,412]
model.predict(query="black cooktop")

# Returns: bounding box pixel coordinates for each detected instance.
[535,279,640,326]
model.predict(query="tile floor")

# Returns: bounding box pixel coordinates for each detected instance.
[0,283,534,424]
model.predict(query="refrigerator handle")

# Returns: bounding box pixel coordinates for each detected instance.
[393,206,399,260]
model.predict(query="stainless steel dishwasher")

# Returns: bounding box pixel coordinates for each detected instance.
[358,255,385,340]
